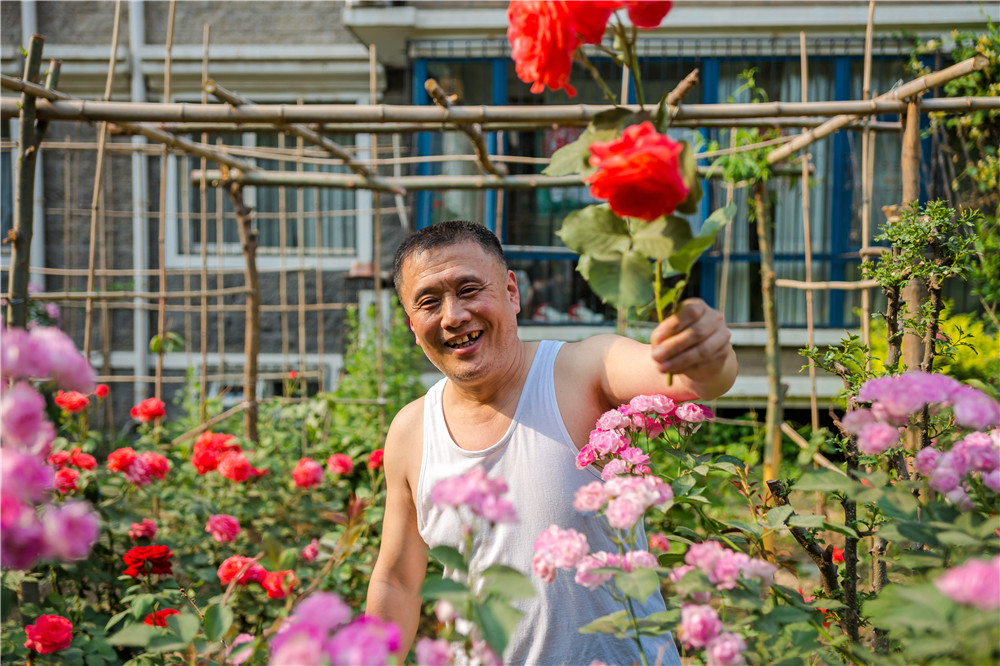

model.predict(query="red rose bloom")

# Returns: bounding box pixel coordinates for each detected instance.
[70,447,97,470]
[368,448,385,471]
[289,370,298,379]
[191,431,242,474]
[128,518,158,541]
[217,451,251,483]
[94,383,110,398]
[218,555,265,586]
[130,397,166,422]
[292,458,324,488]
[832,546,845,564]
[327,453,354,476]
[47,450,72,469]
[54,468,79,493]
[586,121,690,221]
[566,1,617,43]
[261,569,298,599]
[122,544,174,577]
[507,1,580,96]
[144,608,180,627]
[107,447,137,473]
[621,0,672,28]
[24,614,73,654]
[138,452,170,481]
[54,390,89,414]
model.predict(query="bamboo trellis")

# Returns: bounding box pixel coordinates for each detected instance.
[2,22,996,446]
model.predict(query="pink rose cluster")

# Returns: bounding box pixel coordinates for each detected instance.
[106,447,171,487]
[430,467,518,525]
[290,454,356,488]
[679,604,747,665]
[269,591,401,665]
[217,554,297,600]
[190,431,268,483]
[933,554,1000,610]
[0,325,100,570]
[671,541,777,597]
[205,514,241,543]
[846,371,1000,455]
[914,430,1000,509]
[531,524,659,590]
[574,474,673,529]
[576,395,713,471]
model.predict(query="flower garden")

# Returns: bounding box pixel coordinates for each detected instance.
[3,2,1000,665]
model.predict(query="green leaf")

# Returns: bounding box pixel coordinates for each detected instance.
[475,597,523,657]
[578,251,655,310]
[543,109,634,177]
[104,609,131,632]
[672,474,697,497]
[865,584,950,633]
[1,586,17,622]
[667,204,735,275]
[631,216,693,260]
[766,606,814,625]
[578,609,631,636]
[203,603,233,642]
[765,505,794,527]
[543,137,592,177]
[555,205,630,260]
[788,513,825,529]
[723,520,763,538]
[421,577,471,603]
[793,469,858,493]
[674,142,704,215]
[166,613,199,645]
[108,623,157,647]
[278,548,299,571]
[427,545,468,573]
[822,522,859,539]
[481,565,536,602]
[615,568,660,603]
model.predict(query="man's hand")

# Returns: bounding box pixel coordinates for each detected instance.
[650,298,736,397]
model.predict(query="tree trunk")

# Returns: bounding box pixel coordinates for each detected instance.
[226,181,259,443]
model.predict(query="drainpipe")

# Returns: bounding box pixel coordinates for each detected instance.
[21,0,45,290]
[129,0,149,403]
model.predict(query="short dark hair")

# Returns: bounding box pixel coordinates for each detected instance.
[392,220,507,293]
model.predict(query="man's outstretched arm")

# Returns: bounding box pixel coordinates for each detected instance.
[366,407,428,658]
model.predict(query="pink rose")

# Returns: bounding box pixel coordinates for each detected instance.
[856,422,901,455]
[710,549,750,590]
[42,501,99,561]
[534,524,590,569]
[951,385,1000,430]
[575,444,598,469]
[29,327,96,393]
[983,468,1000,493]
[596,408,631,431]
[0,497,49,569]
[648,532,670,552]
[532,552,557,583]
[326,453,354,476]
[128,518,158,541]
[205,514,241,543]
[706,631,747,666]
[301,538,320,562]
[0,448,53,502]
[1,382,56,455]
[327,617,401,666]
[676,402,713,423]
[624,550,658,571]
[600,458,629,480]
[292,458,324,489]
[575,551,617,589]
[416,637,453,666]
[934,556,1000,610]
[574,480,610,512]
[1,325,51,380]
[914,446,941,477]
[680,604,722,649]
[605,496,645,529]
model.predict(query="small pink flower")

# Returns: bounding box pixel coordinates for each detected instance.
[292,458,324,488]
[327,616,401,666]
[685,540,725,575]
[0,497,49,569]
[534,524,589,569]
[706,631,747,666]
[624,550,658,571]
[42,501,99,561]
[856,422,901,455]
[532,552,557,583]
[573,481,610,512]
[205,514,240,543]
[944,487,974,511]
[0,448,53,503]
[575,551,617,589]
[983,468,1000,493]
[914,446,941,477]
[742,558,777,587]
[301,539,320,562]
[934,556,1000,610]
[29,326,96,393]
[575,444,598,469]
[841,408,876,434]
[589,429,626,457]
[128,518,157,541]
[600,458,629,480]
[53,468,79,494]
[0,382,56,455]
[326,453,354,476]
[605,496,645,529]
[676,402,713,423]
[929,462,962,494]
[596,409,631,430]
[648,532,670,552]
[416,637,453,666]
[710,549,750,590]
[1,325,51,381]
[679,604,722,649]
[951,385,1000,430]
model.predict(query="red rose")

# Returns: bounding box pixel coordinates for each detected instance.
[289,370,297,379]
[507,1,580,96]
[94,383,110,398]
[107,447,137,473]
[128,518,158,541]
[832,546,844,564]
[217,451,251,483]
[647,531,671,552]
[327,453,355,476]
[138,452,170,480]
[130,397,166,422]
[24,614,73,654]
[586,121,689,221]
[261,570,298,599]
[368,448,385,471]
[218,555,265,586]
[70,447,97,470]
[54,468,79,493]
[566,1,617,43]
[54,390,89,414]
[144,608,180,627]
[191,431,242,474]
[123,544,174,577]
[620,0,672,28]
[47,450,72,469]
[292,458,324,488]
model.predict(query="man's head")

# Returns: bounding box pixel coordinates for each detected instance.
[392,220,507,295]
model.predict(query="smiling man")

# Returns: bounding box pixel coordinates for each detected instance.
[366,220,737,665]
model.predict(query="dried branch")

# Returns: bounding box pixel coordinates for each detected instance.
[425,78,507,177]
[766,480,839,595]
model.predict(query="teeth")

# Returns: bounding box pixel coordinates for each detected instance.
[446,331,481,348]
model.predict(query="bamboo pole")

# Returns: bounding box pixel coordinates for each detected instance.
[6,94,996,125]
[370,44,387,442]
[83,0,122,358]
[767,55,989,164]
[425,78,507,177]
[295,135,308,379]
[799,32,819,433]
[901,99,925,374]
[278,132,291,375]
[775,279,879,291]
[6,36,49,328]
[755,178,783,505]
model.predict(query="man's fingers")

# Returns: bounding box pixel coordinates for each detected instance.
[654,326,732,374]
[651,298,708,344]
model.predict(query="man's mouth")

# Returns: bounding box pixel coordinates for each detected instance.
[445,331,482,349]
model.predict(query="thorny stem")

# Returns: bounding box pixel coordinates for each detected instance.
[576,50,619,105]
[613,20,645,108]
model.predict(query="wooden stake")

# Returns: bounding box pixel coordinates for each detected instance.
[225,182,259,443]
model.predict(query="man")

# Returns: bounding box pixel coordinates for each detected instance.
[367,220,737,664]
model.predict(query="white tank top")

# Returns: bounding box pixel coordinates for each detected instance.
[416,340,679,665]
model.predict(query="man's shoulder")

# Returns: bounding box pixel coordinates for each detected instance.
[388,395,425,437]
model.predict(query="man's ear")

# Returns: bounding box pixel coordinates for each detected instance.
[507,270,521,315]
[406,314,421,345]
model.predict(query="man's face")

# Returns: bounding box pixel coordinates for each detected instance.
[397,241,521,385]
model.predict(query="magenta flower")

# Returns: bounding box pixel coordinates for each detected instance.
[984,468,1000,493]
[301,539,320,562]
[934,556,1000,610]
[430,467,518,524]
[573,481,610,512]
[0,495,50,569]
[326,453,354,476]
[675,402,714,423]
[0,324,51,380]
[0,448,53,503]
[1,382,56,455]
[856,422,901,455]
[415,637,453,666]
[129,518,158,540]
[41,501,100,561]
[292,458,324,489]
[206,514,241,543]
[679,604,722,649]
[327,617,401,666]
[914,446,941,477]
[706,631,747,665]
[709,549,751,590]
[574,552,617,589]
[951,385,1000,430]
[29,326,96,393]
[606,496,645,529]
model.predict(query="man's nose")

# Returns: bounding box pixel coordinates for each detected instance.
[440,295,470,328]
